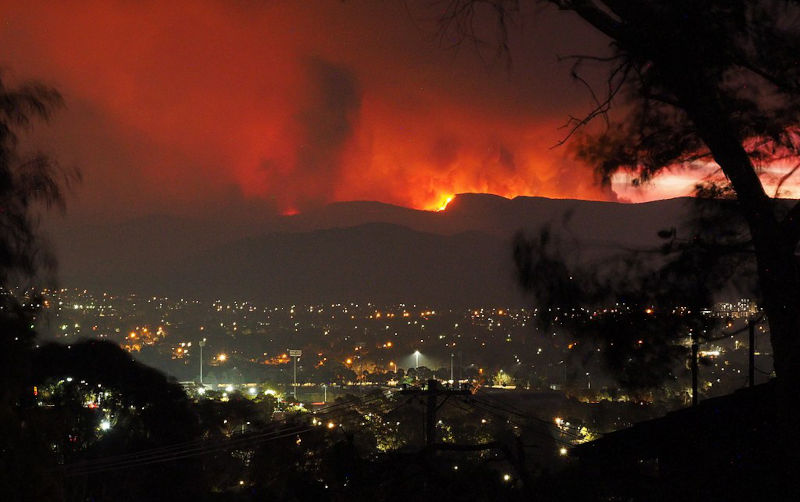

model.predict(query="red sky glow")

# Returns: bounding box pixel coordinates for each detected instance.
[0,0,791,222]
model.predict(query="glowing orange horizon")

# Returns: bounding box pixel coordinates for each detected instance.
[5,1,800,221]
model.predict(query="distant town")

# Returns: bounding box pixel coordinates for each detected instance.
[33,288,772,407]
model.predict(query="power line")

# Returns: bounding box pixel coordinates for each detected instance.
[61,391,389,476]
[59,385,590,477]
[463,399,578,447]
[470,394,583,440]
[444,398,576,448]
[64,426,316,476]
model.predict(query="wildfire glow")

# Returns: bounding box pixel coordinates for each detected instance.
[0,0,736,217]
[435,195,455,212]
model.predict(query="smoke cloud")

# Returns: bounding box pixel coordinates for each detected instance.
[0,0,696,222]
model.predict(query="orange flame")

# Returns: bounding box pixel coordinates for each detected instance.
[435,195,455,212]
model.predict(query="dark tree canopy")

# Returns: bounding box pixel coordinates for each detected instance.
[513,211,753,392]
[440,0,800,393]
[0,77,74,403]
[0,75,80,501]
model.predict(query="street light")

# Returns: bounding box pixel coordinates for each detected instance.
[414,350,420,369]
[198,338,206,385]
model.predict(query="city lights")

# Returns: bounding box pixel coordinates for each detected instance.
[9,0,787,492]
[35,288,765,490]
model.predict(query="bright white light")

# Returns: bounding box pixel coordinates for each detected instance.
[197,387,206,395]
[225,385,234,392]
[559,447,568,456]
[503,474,511,482]
[100,420,111,431]
[248,387,257,395]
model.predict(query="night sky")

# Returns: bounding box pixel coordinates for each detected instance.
[0,1,733,223]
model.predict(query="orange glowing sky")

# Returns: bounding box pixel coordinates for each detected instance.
[0,1,790,221]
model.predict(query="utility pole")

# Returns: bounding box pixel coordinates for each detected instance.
[397,381,534,499]
[289,349,302,401]
[450,353,454,382]
[748,317,756,387]
[401,379,471,448]
[691,331,698,407]
[425,383,437,447]
[198,338,206,385]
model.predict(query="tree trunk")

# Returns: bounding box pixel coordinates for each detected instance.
[674,79,800,396]
[561,0,800,393]
[751,242,800,389]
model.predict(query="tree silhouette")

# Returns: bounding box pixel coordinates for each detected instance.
[0,77,71,401]
[31,340,207,501]
[437,0,800,392]
[513,217,739,394]
[0,75,80,501]
[0,73,202,502]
